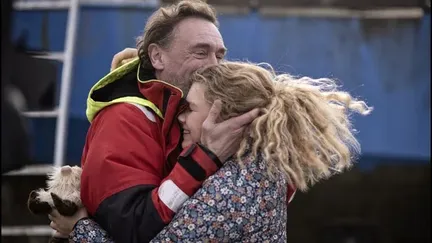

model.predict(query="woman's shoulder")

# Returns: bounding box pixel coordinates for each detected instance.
[213,151,286,183]
[195,151,288,203]
[182,151,288,236]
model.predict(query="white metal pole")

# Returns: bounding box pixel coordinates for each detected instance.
[54,0,80,167]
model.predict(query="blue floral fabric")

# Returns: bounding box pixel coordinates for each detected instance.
[70,152,289,243]
[70,218,113,243]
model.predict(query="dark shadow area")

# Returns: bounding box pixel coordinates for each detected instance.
[287,162,431,243]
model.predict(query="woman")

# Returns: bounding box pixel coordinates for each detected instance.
[51,61,371,242]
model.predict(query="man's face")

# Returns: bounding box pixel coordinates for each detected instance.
[158,17,226,93]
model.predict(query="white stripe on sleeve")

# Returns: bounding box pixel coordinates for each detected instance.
[158,180,189,212]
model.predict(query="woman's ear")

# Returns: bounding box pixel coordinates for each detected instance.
[148,43,164,71]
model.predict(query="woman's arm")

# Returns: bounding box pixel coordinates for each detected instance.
[69,218,114,243]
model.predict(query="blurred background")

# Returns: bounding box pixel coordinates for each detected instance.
[1,0,430,242]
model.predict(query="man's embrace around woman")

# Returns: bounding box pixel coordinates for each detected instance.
[49,61,371,242]
[44,0,372,242]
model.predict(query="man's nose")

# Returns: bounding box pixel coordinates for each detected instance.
[208,54,218,65]
[199,54,218,69]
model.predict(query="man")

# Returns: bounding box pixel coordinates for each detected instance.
[49,1,258,242]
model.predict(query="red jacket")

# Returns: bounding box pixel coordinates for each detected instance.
[80,63,222,243]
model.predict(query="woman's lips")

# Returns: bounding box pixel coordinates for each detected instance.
[183,130,190,134]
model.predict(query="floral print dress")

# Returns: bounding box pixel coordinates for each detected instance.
[70,151,291,243]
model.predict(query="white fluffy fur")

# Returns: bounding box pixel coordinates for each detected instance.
[36,166,82,207]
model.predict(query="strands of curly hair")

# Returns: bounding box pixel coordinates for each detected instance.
[190,61,372,191]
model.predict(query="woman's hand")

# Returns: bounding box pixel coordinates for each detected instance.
[48,207,88,235]
[110,48,138,71]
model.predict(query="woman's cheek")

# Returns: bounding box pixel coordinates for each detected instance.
[192,129,201,143]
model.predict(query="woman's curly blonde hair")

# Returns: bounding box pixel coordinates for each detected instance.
[189,61,372,191]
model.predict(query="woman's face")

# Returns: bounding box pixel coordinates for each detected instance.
[178,83,212,149]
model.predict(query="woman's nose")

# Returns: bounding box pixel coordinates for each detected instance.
[178,113,185,123]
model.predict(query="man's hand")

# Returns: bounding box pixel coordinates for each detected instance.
[48,207,88,235]
[200,100,260,162]
[110,48,138,71]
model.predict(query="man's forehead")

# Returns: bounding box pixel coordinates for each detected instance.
[172,18,224,47]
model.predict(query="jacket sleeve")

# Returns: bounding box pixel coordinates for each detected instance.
[80,103,222,243]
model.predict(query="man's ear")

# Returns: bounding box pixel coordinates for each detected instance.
[148,43,164,71]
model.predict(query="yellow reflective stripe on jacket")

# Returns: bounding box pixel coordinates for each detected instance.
[86,96,163,123]
[86,58,163,122]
